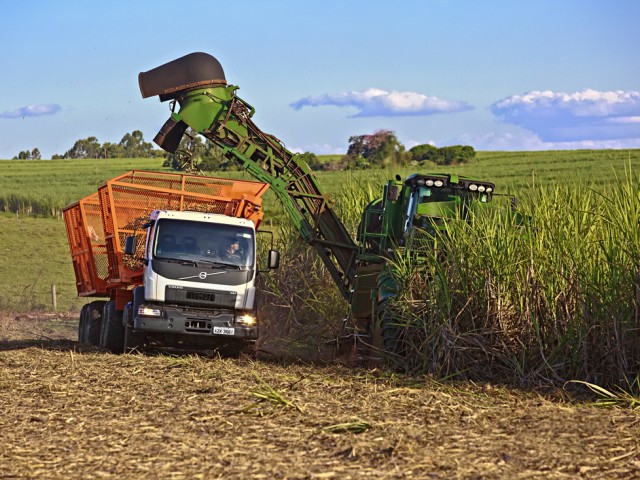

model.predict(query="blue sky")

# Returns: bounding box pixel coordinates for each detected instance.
[1,0,639,159]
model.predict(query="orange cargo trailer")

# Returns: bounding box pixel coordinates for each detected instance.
[64,170,269,299]
[63,192,109,297]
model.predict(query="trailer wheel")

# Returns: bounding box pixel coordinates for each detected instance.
[78,305,90,343]
[100,301,125,353]
[86,301,106,346]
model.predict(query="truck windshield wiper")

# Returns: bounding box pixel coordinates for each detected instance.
[198,259,243,270]
[162,258,200,267]
[179,259,199,267]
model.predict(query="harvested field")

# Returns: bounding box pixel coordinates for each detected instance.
[1,314,639,479]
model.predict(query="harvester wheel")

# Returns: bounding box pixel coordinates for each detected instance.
[378,302,406,371]
[100,301,125,353]
[86,301,105,346]
[78,305,90,343]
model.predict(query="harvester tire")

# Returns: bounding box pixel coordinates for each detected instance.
[378,302,406,371]
[379,302,399,352]
[86,301,105,346]
[78,305,90,343]
[100,301,125,353]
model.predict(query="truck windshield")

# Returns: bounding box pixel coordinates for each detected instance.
[153,219,255,268]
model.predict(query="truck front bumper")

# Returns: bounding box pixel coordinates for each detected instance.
[133,305,258,340]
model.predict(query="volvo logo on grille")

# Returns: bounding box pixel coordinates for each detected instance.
[178,271,225,281]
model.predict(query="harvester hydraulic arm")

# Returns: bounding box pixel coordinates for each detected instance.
[140,53,357,301]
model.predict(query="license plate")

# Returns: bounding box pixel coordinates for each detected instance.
[213,326,235,336]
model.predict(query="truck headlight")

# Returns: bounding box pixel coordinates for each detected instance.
[236,314,256,326]
[138,305,163,317]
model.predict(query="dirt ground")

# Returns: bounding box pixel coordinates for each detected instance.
[1,314,639,479]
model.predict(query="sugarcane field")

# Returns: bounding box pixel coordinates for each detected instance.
[1,313,639,479]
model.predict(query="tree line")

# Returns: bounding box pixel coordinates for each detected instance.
[301,130,476,171]
[13,130,165,160]
[14,128,475,170]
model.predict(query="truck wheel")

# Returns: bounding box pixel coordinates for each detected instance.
[78,305,90,343]
[124,287,146,353]
[218,340,246,358]
[123,324,145,353]
[86,301,105,346]
[100,301,125,353]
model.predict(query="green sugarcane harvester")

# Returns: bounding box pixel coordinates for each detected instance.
[139,52,500,362]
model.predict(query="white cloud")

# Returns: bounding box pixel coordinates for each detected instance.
[288,143,346,155]
[449,131,640,151]
[491,89,640,141]
[0,104,62,119]
[608,116,640,124]
[291,88,472,117]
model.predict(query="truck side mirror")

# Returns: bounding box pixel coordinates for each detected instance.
[268,250,280,270]
[124,235,137,256]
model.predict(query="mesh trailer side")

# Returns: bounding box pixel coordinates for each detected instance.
[62,193,108,296]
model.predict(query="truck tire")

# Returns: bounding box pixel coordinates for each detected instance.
[100,301,125,353]
[86,301,106,346]
[123,287,146,353]
[78,305,90,343]
[123,324,145,353]
[215,340,243,359]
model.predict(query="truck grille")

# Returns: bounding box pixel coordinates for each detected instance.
[165,287,236,308]
[186,291,216,302]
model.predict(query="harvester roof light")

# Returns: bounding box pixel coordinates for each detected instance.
[425,179,434,187]
[469,184,478,191]
[478,185,486,192]
[434,180,444,187]
[417,178,426,186]
[486,187,493,193]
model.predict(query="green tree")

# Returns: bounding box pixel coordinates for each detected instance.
[163,131,229,171]
[409,143,475,166]
[64,137,101,159]
[408,143,438,163]
[344,130,408,169]
[31,148,41,160]
[119,130,156,158]
[100,142,125,159]
[298,152,323,171]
